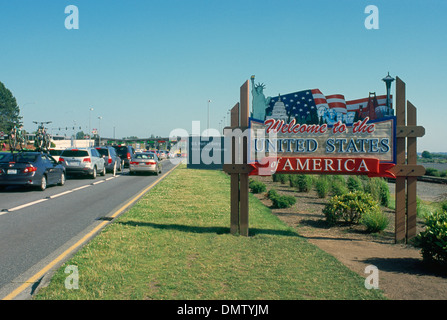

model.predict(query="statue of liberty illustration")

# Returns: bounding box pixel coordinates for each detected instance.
[251,75,271,121]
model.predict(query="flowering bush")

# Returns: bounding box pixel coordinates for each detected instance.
[323,191,380,226]
[414,211,447,268]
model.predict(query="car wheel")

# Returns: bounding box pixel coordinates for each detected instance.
[91,167,97,179]
[39,175,47,191]
[58,172,66,186]
[100,166,106,176]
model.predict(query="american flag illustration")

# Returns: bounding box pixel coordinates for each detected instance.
[265,89,392,124]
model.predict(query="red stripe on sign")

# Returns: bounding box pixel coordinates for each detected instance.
[249,157,395,178]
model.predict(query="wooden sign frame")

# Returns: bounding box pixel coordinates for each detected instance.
[223,77,425,243]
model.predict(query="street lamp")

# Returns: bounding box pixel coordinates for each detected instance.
[382,72,395,116]
[98,116,102,145]
[89,107,94,146]
[207,99,212,132]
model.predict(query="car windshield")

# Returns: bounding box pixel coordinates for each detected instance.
[134,153,155,159]
[49,149,63,156]
[96,149,109,156]
[15,154,38,162]
[0,153,13,162]
[113,146,128,155]
[61,150,89,157]
[0,153,38,163]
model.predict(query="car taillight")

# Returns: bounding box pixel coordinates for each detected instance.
[146,161,156,165]
[83,158,91,163]
[108,157,112,164]
[59,157,65,163]
[130,161,138,165]
[127,152,131,160]
[23,166,37,173]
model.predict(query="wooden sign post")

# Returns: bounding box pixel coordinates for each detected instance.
[391,77,425,243]
[224,80,253,236]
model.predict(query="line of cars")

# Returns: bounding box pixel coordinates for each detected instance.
[0,145,165,191]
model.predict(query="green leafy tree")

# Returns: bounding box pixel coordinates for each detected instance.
[0,81,21,133]
[76,131,86,139]
[421,150,432,159]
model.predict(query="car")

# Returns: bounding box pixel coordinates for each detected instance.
[158,150,168,160]
[58,147,106,178]
[95,146,122,174]
[0,151,66,191]
[112,145,135,168]
[48,148,64,162]
[129,152,162,175]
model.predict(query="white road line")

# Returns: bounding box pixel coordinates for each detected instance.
[2,175,121,214]
[72,185,91,191]
[8,199,48,212]
[49,190,73,199]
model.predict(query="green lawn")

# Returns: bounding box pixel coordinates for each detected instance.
[35,165,386,300]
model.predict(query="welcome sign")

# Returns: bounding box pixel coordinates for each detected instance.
[224,76,424,241]
[247,80,397,178]
[249,116,396,177]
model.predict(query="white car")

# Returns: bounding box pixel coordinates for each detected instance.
[129,152,162,175]
[48,149,64,162]
[59,147,106,178]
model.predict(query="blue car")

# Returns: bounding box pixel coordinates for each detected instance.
[0,152,66,191]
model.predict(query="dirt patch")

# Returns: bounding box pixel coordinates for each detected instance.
[252,176,447,300]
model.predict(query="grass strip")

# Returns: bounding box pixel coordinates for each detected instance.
[35,165,386,300]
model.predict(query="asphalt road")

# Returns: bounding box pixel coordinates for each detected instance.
[0,158,178,299]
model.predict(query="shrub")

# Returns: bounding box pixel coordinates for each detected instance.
[347,176,363,192]
[271,195,296,209]
[414,211,447,268]
[315,176,330,198]
[330,177,349,197]
[272,174,279,182]
[278,174,289,184]
[360,207,389,233]
[441,201,447,212]
[249,179,266,194]
[267,188,296,209]
[365,178,390,207]
[289,175,297,187]
[425,168,440,177]
[267,188,279,199]
[416,197,432,218]
[295,174,313,192]
[323,191,380,226]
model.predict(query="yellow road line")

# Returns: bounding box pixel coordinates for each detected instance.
[2,163,179,300]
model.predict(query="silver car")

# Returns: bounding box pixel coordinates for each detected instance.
[129,152,162,175]
[59,147,106,178]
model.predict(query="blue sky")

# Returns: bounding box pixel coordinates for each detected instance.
[1,0,446,151]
